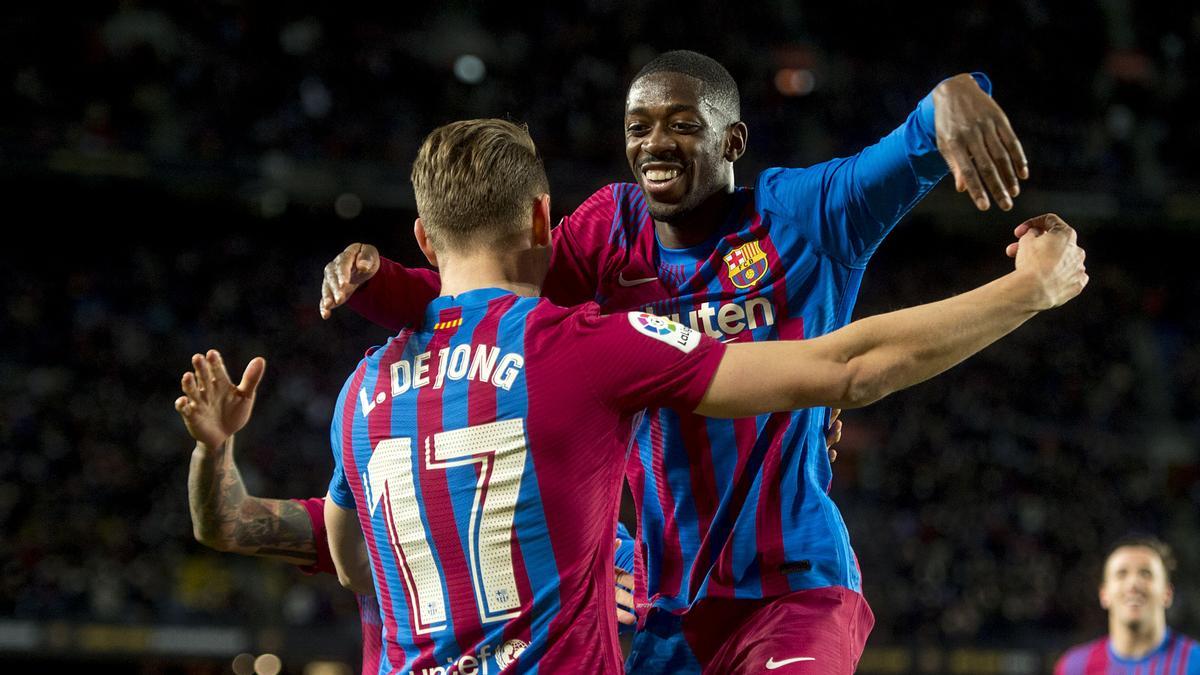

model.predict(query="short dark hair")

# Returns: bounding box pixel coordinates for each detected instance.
[1103,534,1177,585]
[633,50,741,120]
[411,119,549,250]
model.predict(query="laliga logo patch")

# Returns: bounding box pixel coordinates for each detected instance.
[495,639,528,668]
[723,240,769,289]
[628,312,701,353]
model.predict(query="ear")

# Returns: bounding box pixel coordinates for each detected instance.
[414,218,439,268]
[1164,583,1175,610]
[1099,584,1111,610]
[724,121,748,162]
[530,193,552,248]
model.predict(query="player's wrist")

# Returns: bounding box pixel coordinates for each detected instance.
[193,438,228,456]
[1004,269,1052,312]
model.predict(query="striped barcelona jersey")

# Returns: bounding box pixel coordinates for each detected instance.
[1055,631,1200,675]
[345,74,989,613]
[328,289,724,674]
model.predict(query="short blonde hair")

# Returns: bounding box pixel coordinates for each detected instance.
[410,119,549,250]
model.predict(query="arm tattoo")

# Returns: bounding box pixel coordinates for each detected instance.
[188,439,318,565]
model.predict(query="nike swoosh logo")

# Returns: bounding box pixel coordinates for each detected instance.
[765,657,816,669]
[617,272,657,287]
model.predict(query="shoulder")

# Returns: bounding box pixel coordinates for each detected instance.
[1053,638,1107,674]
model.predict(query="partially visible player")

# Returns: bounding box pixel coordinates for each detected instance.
[1055,536,1200,674]
[174,354,384,673]
[314,118,1085,673]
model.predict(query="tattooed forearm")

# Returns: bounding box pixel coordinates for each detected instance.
[187,436,317,565]
[232,498,318,565]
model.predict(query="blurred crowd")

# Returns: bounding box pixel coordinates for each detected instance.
[3,1,1199,208]
[2,0,1199,655]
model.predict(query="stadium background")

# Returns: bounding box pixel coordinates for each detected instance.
[2,2,1198,673]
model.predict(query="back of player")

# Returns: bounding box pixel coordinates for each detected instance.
[328,292,722,673]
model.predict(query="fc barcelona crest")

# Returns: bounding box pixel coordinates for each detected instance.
[723,241,769,289]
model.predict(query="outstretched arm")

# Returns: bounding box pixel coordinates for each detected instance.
[761,73,1027,267]
[176,350,318,565]
[696,215,1087,418]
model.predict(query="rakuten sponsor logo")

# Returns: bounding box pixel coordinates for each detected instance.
[646,297,776,340]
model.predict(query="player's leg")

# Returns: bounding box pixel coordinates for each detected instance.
[693,587,875,675]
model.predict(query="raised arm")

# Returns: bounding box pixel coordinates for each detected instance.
[187,436,319,565]
[760,73,1027,266]
[695,214,1086,418]
[176,351,317,565]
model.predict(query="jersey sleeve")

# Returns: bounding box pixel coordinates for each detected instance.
[757,73,992,268]
[346,257,442,332]
[569,305,726,414]
[327,375,357,510]
[292,497,338,576]
[542,186,620,307]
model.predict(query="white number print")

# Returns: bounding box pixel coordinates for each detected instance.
[366,419,528,633]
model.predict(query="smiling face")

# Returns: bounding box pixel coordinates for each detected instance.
[1100,545,1173,630]
[624,71,745,225]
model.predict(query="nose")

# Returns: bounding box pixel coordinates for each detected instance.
[642,123,677,158]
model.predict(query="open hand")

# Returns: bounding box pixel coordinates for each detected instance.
[175,350,266,448]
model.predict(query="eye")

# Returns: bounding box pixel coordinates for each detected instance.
[626,122,649,136]
[671,122,701,133]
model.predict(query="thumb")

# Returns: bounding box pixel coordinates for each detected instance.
[357,244,380,272]
[237,357,267,396]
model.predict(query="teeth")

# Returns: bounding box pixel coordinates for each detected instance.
[645,169,680,181]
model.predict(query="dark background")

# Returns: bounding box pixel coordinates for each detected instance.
[2,1,1198,673]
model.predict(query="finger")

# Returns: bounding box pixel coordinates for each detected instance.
[829,420,843,446]
[334,247,357,290]
[1005,242,1019,258]
[828,408,841,425]
[191,354,208,395]
[993,112,1029,180]
[210,350,234,390]
[238,357,267,396]
[181,371,201,400]
[828,448,838,464]
[207,350,234,397]
[175,395,190,414]
[617,607,637,625]
[942,141,974,195]
[983,122,1020,199]
[614,570,634,590]
[321,277,335,314]
[356,244,378,274]
[966,129,1010,210]
[197,350,218,393]
[324,262,345,304]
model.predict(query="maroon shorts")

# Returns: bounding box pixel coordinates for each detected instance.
[680,586,875,675]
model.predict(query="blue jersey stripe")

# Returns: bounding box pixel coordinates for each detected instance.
[494,297,560,669]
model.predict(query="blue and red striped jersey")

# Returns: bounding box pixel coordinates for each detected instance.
[328,289,724,674]
[345,75,989,614]
[1055,631,1200,675]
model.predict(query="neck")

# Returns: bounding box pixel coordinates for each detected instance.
[435,248,543,299]
[1109,613,1167,659]
[653,179,736,249]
